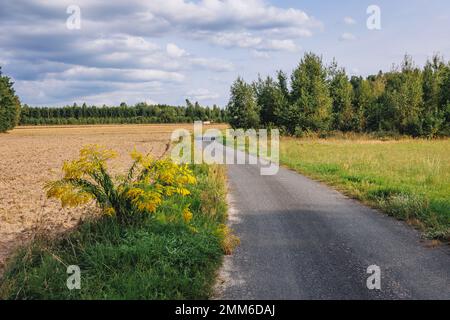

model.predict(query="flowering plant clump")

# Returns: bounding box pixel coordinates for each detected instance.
[45,145,196,224]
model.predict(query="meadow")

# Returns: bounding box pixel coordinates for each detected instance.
[280,136,450,240]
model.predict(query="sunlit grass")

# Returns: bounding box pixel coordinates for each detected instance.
[280,137,450,240]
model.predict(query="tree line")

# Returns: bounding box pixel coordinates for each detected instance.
[227,53,450,137]
[19,100,226,125]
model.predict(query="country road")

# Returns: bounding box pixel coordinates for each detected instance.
[209,143,450,300]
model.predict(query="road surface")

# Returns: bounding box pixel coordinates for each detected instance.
[212,144,450,300]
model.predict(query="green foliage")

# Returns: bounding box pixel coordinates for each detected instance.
[45,145,197,225]
[253,75,287,128]
[19,101,227,126]
[226,77,260,129]
[227,52,450,138]
[289,53,332,134]
[0,164,231,300]
[382,55,424,136]
[440,64,450,134]
[0,67,21,133]
[329,61,355,131]
[422,55,446,137]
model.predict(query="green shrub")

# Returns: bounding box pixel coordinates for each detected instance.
[0,67,21,133]
[45,145,197,225]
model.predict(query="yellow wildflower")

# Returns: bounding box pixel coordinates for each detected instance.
[183,206,193,223]
[104,207,116,216]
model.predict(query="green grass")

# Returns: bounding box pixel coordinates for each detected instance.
[279,137,450,240]
[0,164,229,300]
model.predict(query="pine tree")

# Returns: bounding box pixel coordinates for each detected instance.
[0,67,21,133]
[422,54,446,137]
[440,63,450,134]
[383,55,424,136]
[328,61,354,131]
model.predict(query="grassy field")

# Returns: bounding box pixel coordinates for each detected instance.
[279,137,450,240]
[0,164,231,299]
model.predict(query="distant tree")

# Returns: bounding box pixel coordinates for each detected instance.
[227,77,260,129]
[440,63,450,134]
[422,54,446,137]
[0,67,21,133]
[273,71,291,129]
[253,75,286,127]
[352,74,386,132]
[19,102,226,126]
[383,55,424,136]
[290,53,332,134]
[328,61,355,131]
[185,99,195,121]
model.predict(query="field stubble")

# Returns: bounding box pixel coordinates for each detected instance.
[0,124,226,273]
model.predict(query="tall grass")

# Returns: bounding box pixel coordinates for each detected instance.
[280,137,450,240]
[0,164,233,300]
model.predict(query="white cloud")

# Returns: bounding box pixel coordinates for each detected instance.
[344,16,357,25]
[145,0,320,31]
[252,50,270,59]
[195,31,300,52]
[15,78,166,106]
[263,39,300,52]
[49,66,186,82]
[1,0,321,105]
[187,88,220,101]
[340,33,356,41]
[166,43,188,58]
[76,91,160,107]
[204,32,263,49]
[189,57,234,72]
[85,35,160,53]
[265,27,313,38]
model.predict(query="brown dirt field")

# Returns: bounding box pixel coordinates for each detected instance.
[0,123,227,274]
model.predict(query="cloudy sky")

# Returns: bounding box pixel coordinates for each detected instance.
[1,0,449,107]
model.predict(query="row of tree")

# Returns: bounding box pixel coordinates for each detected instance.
[19,100,226,125]
[227,53,450,137]
[0,67,21,133]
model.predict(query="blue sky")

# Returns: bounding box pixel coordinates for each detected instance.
[1,0,449,107]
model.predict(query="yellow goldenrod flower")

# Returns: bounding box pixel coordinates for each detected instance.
[46,145,198,224]
[105,207,116,216]
[130,148,143,162]
[183,206,193,223]
[126,188,145,200]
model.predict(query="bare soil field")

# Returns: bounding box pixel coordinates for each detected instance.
[0,124,227,273]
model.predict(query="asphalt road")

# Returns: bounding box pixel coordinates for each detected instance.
[212,144,450,300]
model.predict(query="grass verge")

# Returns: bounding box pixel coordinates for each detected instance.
[0,164,234,300]
[280,137,450,240]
